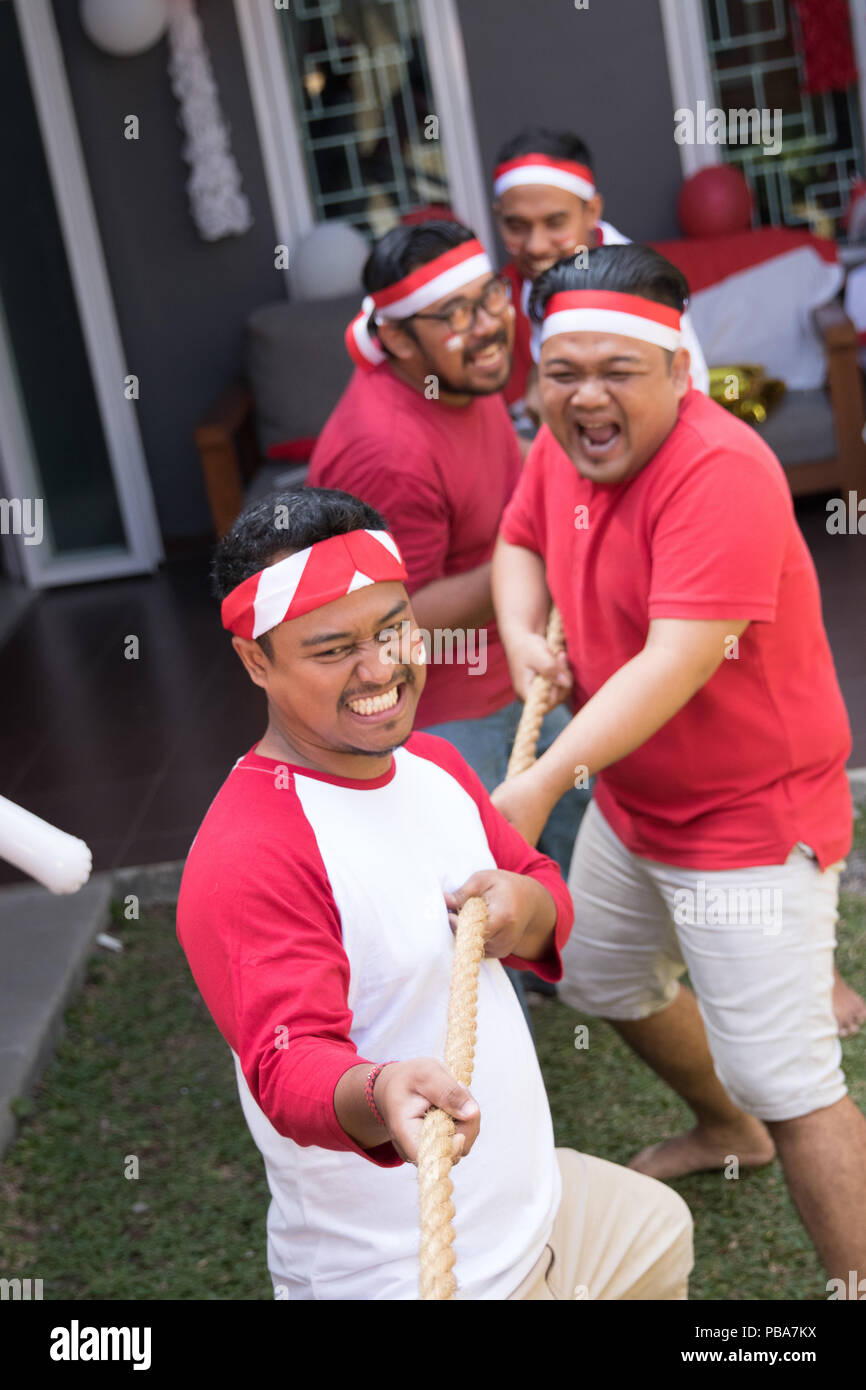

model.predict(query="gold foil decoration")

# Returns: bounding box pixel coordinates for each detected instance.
[709,365,786,425]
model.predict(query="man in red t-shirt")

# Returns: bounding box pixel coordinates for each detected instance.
[491,126,708,431]
[308,220,589,895]
[492,242,865,1281]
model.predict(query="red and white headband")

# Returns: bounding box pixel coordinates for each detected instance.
[493,154,596,202]
[346,238,492,370]
[221,529,408,639]
[541,291,682,351]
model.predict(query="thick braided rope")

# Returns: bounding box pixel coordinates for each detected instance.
[417,607,564,1299]
[505,608,566,778]
[417,895,487,1299]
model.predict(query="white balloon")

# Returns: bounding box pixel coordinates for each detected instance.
[80,0,168,57]
[288,223,370,301]
[0,796,92,895]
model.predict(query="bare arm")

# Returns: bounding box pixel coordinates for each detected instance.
[493,617,750,844]
[492,535,549,646]
[334,1060,480,1164]
[410,561,493,631]
[492,536,572,705]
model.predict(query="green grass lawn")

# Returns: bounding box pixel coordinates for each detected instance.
[1,837,864,1301]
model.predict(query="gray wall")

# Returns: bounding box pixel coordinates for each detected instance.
[456,0,683,247]
[53,0,280,540]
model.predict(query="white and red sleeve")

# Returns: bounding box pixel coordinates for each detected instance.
[178,789,401,1168]
[405,732,574,981]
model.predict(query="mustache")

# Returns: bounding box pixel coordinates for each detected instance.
[340,669,414,706]
[464,330,508,362]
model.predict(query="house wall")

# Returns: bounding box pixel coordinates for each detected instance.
[456,0,683,247]
[52,0,280,540]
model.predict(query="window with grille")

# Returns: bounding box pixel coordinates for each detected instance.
[700,0,864,234]
[276,0,452,239]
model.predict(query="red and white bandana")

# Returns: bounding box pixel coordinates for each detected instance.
[540,290,682,351]
[493,154,596,202]
[221,529,408,639]
[345,238,493,370]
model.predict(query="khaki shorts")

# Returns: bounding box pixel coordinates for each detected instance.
[561,800,847,1122]
[508,1148,693,1300]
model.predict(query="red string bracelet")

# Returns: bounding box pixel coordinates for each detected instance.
[365,1061,396,1126]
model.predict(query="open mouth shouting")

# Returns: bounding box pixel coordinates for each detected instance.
[574,417,623,461]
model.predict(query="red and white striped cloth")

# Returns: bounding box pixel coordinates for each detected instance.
[541,290,682,351]
[221,529,407,639]
[493,154,596,203]
[345,239,493,370]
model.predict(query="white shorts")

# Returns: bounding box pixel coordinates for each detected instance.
[560,800,847,1122]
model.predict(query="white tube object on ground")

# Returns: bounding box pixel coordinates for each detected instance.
[0,795,92,894]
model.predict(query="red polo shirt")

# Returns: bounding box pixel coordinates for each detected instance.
[500,389,853,870]
[308,364,521,727]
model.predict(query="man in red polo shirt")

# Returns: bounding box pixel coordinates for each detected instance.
[308,220,588,897]
[492,243,865,1282]
[491,127,709,432]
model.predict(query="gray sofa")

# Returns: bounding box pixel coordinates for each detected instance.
[195,291,359,535]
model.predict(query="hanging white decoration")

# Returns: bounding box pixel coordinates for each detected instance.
[165,0,253,241]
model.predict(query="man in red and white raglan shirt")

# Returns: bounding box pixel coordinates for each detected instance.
[492,127,709,431]
[176,486,693,1301]
[492,243,866,1283]
[308,219,588,891]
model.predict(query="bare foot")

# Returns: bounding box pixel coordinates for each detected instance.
[627,1120,776,1180]
[833,968,866,1038]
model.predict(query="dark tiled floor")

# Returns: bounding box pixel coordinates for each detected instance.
[0,541,262,886]
[0,496,863,887]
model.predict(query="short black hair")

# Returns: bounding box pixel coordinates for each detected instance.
[362,218,476,295]
[211,487,387,657]
[495,127,594,176]
[528,243,690,327]
[362,219,476,354]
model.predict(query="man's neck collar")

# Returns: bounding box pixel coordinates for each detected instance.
[256,718,395,782]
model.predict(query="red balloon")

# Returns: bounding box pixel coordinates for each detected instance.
[677,165,753,238]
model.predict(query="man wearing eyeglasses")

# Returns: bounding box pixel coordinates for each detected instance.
[308,219,587,903]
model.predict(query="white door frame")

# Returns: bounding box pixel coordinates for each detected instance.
[0,0,163,588]
[658,0,722,178]
[849,3,866,157]
[235,0,494,268]
[417,0,493,250]
[233,0,313,269]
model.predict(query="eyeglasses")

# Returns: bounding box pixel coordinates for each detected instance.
[408,275,512,334]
